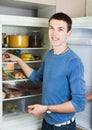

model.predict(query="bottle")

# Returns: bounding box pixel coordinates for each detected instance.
[2,33,9,48]
[2,33,6,47]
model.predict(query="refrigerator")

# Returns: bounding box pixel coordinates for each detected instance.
[0,15,92,130]
[0,15,49,130]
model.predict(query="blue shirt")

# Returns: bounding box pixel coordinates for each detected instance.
[29,49,87,125]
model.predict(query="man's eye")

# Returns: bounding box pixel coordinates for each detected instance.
[58,28,63,31]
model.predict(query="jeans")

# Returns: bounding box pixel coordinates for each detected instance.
[41,118,76,130]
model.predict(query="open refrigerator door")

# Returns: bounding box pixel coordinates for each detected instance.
[67,16,92,130]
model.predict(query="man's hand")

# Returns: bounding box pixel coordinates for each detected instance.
[28,104,47,116]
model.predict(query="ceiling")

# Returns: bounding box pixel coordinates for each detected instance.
[0,0,50,10]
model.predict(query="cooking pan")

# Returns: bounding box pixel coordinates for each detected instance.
[9,35,29,48]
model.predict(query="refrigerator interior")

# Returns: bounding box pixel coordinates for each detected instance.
[0,15,49,130]
[1,24,49,118]
[68,28,92,130]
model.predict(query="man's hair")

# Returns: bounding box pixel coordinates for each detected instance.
[49,12,72,32]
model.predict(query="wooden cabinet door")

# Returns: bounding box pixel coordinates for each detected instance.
[86,0,92,16]
[56,0,86,18]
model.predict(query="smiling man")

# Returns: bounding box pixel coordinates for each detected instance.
[3,12,87,130]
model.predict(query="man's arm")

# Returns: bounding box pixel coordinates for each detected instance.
[3,52,34,77]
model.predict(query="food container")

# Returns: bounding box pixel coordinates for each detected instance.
[29,31,41,47]
[9,35,29,48]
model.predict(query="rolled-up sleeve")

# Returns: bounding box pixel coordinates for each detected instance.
[68,58,87,112]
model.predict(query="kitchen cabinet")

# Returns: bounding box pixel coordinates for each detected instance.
[0,0,56,18]
[17,0,56,6]
[0,14,49,130]
[56,0,86,18]
[86,0,92,16]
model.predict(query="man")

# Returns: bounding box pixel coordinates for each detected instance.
[3,12,87,130]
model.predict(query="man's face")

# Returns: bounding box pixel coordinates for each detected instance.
[48,19,71,47]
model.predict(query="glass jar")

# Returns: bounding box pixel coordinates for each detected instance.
[29,31,41,47]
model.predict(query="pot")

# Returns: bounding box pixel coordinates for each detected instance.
[9,35,29,48]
